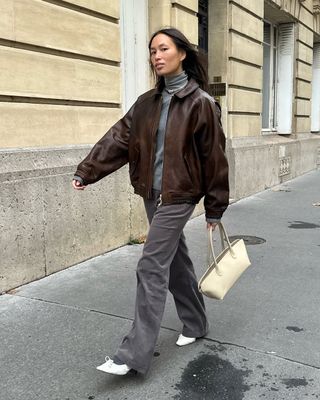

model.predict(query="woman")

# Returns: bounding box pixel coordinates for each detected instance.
[72,28,229,375]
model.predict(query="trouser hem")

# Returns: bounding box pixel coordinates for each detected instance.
[119,358,149,375]
[182,323,209,338]
[182,330,209,338]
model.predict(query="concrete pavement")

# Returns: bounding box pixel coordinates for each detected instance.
[1,170,320,400]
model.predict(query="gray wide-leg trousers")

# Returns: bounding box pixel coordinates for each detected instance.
[114,191,208,374]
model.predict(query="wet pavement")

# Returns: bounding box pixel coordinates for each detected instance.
[1,170,319,400]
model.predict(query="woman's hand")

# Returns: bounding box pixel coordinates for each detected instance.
[207,222,218,230]
[72,179,86,190]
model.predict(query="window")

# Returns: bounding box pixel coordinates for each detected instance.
[262,22,295,134]
[198,0,208,53]
[262,21,278,131]
[276,23,295,133]
[311,43,320,132]
[198,0,209,80]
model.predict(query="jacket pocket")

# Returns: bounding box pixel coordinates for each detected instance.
[129,150,140,183]
[183,153,204,194]
[183,154,195,186]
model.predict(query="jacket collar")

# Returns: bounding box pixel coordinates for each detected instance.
[174,78,199,98]
[154,78,199,98]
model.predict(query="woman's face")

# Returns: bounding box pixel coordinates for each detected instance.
[150,33,186,77]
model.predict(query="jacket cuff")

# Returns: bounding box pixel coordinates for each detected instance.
[73,175,85,185]
[206,217,221,224]
[205,210,224,220]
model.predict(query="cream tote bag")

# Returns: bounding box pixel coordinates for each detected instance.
[198,222,251,300]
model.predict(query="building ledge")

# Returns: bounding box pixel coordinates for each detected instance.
[227,133,320,149]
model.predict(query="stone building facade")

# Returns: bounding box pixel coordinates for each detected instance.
[1,0,319,292]
[209,0,320,199]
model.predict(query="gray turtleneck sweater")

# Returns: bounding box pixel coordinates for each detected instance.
[152,71,188,191]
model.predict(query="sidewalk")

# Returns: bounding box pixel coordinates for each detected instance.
[1,170,320,400]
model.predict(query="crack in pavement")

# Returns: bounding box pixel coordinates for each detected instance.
[7,293,320,372]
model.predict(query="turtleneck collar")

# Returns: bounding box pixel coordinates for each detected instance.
[164,71,188,94]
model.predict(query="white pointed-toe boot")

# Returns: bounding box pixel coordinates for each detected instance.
[96,356,131,375]
[176,334,196,347]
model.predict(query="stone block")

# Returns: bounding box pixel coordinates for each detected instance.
[296,98,311,115]
[229,60,263,90]
[298,4,314,29]
[297,41,313,65]
[43,168,131,275]
[0,47,120,102]
[296,116,311,132]
[0,0,14,39]
[149,0,171,34]
[297,60,313,82]
[233,143,278,198]
[209,30,228,79]
[228,88,262,113]
[298,24,314,48]
[209,0,227,33]
[296,79,312,99]
[228,114,261,137]
[0,103,121,148]
[0,147,83,178]
[0,178,46,293]
[229,4,263,42]
[231,0,264,17]
[66,0,120,18]
[172,0,198,12]
[8,0,121,62]
[171,7,198,45]
[290,136,320,176]
[230,32,263,66]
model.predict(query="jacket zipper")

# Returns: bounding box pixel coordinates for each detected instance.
[148,97,163,199]
[157,193,163,208]
[160,95,175,205]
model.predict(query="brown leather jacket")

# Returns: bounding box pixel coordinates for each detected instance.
[74,79,229,219]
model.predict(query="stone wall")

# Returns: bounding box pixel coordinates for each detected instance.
[0,0,147,293]
[0,0,205,293]
[226,135,320,200]
[0,0,122,148]
[0,147,148,292]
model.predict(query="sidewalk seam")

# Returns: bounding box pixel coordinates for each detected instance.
[9,293,320,371]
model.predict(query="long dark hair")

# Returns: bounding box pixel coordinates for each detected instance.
[148,27,209,92]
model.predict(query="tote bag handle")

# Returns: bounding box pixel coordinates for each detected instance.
[207,222,236,272]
